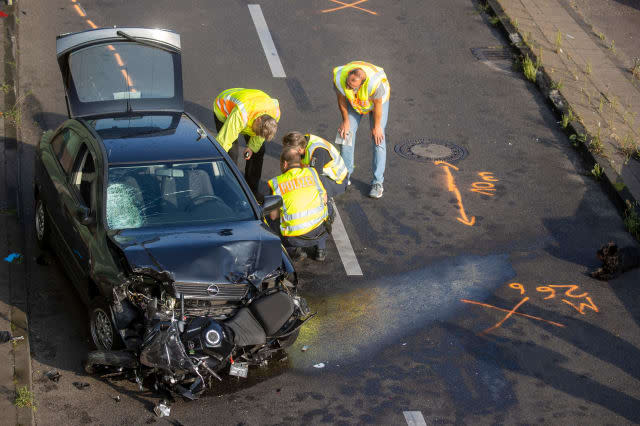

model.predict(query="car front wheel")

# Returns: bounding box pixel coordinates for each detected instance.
[35,198,50,249]
[89,299,120,351]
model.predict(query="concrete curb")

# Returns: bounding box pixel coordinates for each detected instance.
[2,0,35,424]
[485,0,640,236]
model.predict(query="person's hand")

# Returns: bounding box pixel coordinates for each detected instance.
[372,125,384,146]
[322,192,328,204]
[243,147,253,160]
[338,120,350,139]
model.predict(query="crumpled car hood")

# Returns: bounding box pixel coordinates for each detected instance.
[110,222,283,285]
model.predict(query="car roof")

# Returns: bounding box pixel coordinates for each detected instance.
[87,113,224,164]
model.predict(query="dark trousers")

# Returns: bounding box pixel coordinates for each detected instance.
[214,115,265,198]
[267,218,328,252]
[319,175,346,198]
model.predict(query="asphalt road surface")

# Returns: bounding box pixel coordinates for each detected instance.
[13,0,640,424]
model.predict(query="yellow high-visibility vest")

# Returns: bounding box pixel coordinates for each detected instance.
[213,88,280,132]
[268,167,328,237]
[333,61,390,114]
[302,134,348,184]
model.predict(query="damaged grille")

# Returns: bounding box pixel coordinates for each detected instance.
[173,282,249,301]
[182,300,238,319]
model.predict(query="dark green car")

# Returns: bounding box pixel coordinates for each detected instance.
[34,29,307,392]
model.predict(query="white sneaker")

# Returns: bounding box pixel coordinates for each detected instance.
[369,183,383,198]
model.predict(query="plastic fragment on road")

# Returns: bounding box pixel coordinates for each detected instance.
[313,363,325,369]
[44,370,61,382]
[154,400,171,417]
[4,253,23,263]
[301,345,309,352]
[72,382,90,390]
[10,335,24,342]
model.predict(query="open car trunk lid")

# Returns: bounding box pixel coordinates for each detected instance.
[56,28,183,118]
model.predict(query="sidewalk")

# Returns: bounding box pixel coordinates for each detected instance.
[487,0,640,237]
[1,0,34,424]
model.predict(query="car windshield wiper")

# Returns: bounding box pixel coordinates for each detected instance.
[115,30,178,53]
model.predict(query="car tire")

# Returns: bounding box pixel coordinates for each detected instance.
[89,298,122,351]
[35,198,50,250]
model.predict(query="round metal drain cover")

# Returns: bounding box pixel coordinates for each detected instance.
[394,139,467,163]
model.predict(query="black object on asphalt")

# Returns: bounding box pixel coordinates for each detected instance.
[44,370,61,382]
[0,331,11,343]
[72,382,90,390]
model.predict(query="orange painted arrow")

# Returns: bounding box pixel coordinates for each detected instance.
[434,161,475,226]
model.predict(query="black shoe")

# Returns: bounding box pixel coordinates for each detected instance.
[314,248,327,262]
[288,247,307,261]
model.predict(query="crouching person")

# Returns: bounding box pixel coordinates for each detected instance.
[282,131,347,199]
[268,147,330,261]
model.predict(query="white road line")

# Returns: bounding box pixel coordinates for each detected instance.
[331,200,363,276]
[248,4,286,78]
[403,411,427,426]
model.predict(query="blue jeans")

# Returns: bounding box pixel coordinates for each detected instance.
[338,101,389,185]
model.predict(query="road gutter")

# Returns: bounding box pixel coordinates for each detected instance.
[1,1,35,424]
[485,0,640,240]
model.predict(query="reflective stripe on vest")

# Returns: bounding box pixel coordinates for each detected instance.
[333,61,390,114]
[302,134,348,184]
[268,167,328,237]
[214,88,280,133]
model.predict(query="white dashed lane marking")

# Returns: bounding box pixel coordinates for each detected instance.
[403,411,427,426]
[330,199,363,276]
[248,4,286,78]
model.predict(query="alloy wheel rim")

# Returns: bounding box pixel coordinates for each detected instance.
[35,202,45,241]
[91,308,113,350]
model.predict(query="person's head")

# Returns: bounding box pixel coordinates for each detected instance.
[253,115,278,141]
[282,131,307,155]
[346,68,366,91]
[280,147,301,173]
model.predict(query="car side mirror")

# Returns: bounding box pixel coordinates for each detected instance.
[75,205,95,226]
[261,195,282,217]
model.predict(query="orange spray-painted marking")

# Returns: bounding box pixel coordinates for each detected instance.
[434,161,475,226]
[562,297,599,314]
[536,286,556,300]
[461,299,565,328]
[86,19,97,29]
[321,0,377,15]
[509,282,525,295]
[478,172,499,182]
[73,3,86,17]
[480,297,530,334]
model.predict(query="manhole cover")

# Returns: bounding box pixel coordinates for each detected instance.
[394,139,467,163]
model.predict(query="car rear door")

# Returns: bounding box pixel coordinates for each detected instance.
[56,28,183,118]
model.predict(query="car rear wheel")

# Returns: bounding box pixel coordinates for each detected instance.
[89,299,121,351]
[35,198,50,249]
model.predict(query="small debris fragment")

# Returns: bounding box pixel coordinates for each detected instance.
[44,370,61,382]
[154,400,171,417]
[402,342,407,346]
[114,395,121,402]
[313,363,325,369]
[0,331,11,343]
[10,335,24,342]
[301,345,309,352]
[72,382,90,390]
[4,253,23,263]
[566,33,575,39]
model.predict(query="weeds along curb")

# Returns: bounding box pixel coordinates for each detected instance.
[485,0,640,237]
[3,2,35,425]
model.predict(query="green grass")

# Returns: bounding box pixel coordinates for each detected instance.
[0,83,11,94]
[591,163,604,180]
[585,61,592,75]
[619,133,639,163]
[589,127,604,154]
[561,113,570,128]
[569,132,587,147]
[632,58,640,80]
[555,30,562,53]
[522,55,538,82]
[489,16,500,26]
[14,386,36,411]
[624,201,640,240]
[609,40,616,53]
[551,80,564,90]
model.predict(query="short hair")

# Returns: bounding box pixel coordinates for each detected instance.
[347,68,365,80]
[280,147,301,171]
[258,115,278,141]
[282,131,307,149]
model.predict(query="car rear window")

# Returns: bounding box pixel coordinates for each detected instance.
[106,160,255,230]
[69,42,175,103]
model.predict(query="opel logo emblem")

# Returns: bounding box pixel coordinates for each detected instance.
[206,284,219,296]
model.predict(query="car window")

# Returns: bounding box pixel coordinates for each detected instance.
[106,160,255,229]
[69,42,175,103]
[71,145,97,208]
[58,129,84,176]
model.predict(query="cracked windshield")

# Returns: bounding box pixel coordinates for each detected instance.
[107,160,254,229]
